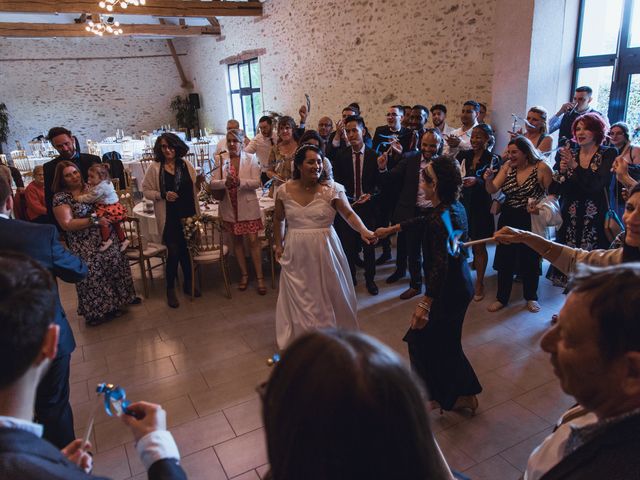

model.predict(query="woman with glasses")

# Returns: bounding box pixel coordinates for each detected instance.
[142,132,203,308]
[375,156,482,414]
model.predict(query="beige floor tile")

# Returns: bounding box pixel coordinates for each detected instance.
[70,357,109,383]
[125,370,209,405]
[70,380,89,406]
[494,355,557,392]
[223,397,263,436]
[200,350,272,388]
[441,400,550,463]
[474,371,527,414]
[514,380,575,423]
[88,356,177,388]
[107,338,186,371]
[499,427,554,472]
[171,337,254,373]
[94,415,132,452]
[215,428,268,479]
[92,445,131,480]
[189,370,267,417]
[434,431,476,472]
[181,447,228,480]
[82,328,162,361]
[462,455,523,479]
[170,412,236,457]
[256,464,270,479]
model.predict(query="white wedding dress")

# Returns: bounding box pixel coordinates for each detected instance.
[275,181,359,349]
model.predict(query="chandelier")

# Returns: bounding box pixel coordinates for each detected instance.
[98,0,146,12]
[86,15,124,36]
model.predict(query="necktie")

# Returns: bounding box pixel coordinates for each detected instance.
[355,151,362,198]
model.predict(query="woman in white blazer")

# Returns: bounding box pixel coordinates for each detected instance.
[209,129,266,294]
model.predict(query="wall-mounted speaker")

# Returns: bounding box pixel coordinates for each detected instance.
[189,93,201,109]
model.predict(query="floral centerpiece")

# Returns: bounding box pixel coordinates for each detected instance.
[182,215,205,256]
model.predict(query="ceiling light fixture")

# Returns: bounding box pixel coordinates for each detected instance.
[98,0,146,12]
[85,15,124,36]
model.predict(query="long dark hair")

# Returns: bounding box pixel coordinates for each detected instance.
[430,155,462,205]
[291,144,328,183]
[262,330,451,480]
[508,135,545,165]
[153,132,189,163]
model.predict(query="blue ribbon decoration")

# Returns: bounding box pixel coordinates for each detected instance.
[440,209,464,257]
[96,383,132,417]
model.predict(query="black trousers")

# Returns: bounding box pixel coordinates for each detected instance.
[406,225,428,290]
[496,268,539,304]
[165,234,192,290]
[335,216,376,283]
[35,353,74,449]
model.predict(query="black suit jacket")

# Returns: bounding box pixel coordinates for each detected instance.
[43,153,101,224]
[378,151,424,223]
[326,130,373,160]
[372,125,413,154]
[0,428,187,480]
[540,413,640,480]
[331,146,379,227]
[0,218,86,357]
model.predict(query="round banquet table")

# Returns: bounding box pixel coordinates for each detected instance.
[133,190,275,244]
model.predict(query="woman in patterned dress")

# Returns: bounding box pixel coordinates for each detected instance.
[546,113,616,288]
[484,136,553,313]
[266,116,299,192]
[52,161,137,326]
[209,129,266,294]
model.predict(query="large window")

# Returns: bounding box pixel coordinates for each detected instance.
[574,0,640,131]
[227,58,263,138]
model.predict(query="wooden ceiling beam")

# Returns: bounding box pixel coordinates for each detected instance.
[0,22,220,37]
[0,0,262,17]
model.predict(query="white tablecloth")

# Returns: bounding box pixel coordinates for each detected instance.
[99,140,146,158]
[133,190,275,244]
[26,156,54,167]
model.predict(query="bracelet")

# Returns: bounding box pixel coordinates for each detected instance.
[417,301,431,312]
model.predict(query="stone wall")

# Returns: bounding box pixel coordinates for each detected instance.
[0,37,187,152]
[178,0,499,134]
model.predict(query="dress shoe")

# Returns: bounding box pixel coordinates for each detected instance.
[366,280,379,295]
[354,255,365,268]
[375,252,392,265]
[399,287,420,300]
[167,288,180,308]
[129,296,142,305]
[452,395,479,416]
[385,270,406,284]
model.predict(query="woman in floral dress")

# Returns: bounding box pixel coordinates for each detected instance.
[547,113,617,287]
[52,161,136,326]
[209,129,266,294]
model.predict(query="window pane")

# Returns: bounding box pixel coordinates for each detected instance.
[250,60,261,88]
[242,94,255,137]
[239,62,251,89]
[575,66,614,119]
[630,0,640,47]
[252,92,263,120]
[625,74,640,139]
[578,0,623,56]
[231,94,243,125]
[229,64,239,91]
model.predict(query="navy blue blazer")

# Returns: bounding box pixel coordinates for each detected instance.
[0,428,187,480]
[0,217,87,357]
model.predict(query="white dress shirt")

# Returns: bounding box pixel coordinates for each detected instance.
[245,132,277,172]
[416,157,432,209]
[443,123,477,157]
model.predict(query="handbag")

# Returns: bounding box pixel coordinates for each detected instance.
[603,186,624,244]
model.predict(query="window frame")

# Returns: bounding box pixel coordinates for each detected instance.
[573,0,640,122]
[227,58,263,137]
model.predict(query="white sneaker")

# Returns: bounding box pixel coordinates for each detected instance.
[120,239,130,252]
[99,239,113,252]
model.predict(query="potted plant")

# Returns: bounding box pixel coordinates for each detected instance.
[169,96,197,139]
[0,103,9,155]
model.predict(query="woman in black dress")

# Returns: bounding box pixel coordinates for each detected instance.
[142,133,204,308]
[484,136,553,312]
[376,156,481,413]
[457,123,501,301]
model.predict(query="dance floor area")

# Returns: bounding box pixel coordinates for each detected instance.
[62,246,573,480]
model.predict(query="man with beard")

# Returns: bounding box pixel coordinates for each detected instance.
[43,127,100,224]
[430,104,455,137]
[443,100,480,157]
[406,105,430,152]
[377,129,443,295]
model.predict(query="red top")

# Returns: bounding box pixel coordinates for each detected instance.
[25,181,46,220]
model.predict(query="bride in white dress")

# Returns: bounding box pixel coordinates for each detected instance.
[274,145,377,349]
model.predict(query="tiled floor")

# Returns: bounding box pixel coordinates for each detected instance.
[60,246,572,480]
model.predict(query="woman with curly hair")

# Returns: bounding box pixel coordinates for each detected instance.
[376,156,482,414]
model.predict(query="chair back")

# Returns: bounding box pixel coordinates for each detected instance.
[87,140,102,157]
[183,215,224,257]
[0,154,7,165]
[122,216,146,253]
[10,151,31,175]
[140,157,153,175]
[192,141,212,174]
[116,170,135,213]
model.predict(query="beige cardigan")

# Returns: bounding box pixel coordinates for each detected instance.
[209,151,261,223]
[142,159,201,240]
[554,245,624,275]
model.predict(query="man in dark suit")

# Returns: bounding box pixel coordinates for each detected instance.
[43,127,101,224]
[0,253,187,480]
[0,176,86,449]
[377,129,443,298]
[326,105,373,159]
[371,105,414,265]
[523,264,640,480]
[331,115,380,295]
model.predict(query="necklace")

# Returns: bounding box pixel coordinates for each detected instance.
[302,180,316,191]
